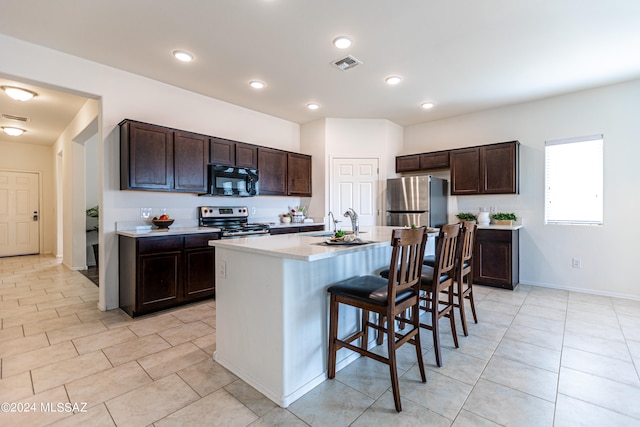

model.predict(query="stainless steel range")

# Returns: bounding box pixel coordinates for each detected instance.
[198,206,270,238]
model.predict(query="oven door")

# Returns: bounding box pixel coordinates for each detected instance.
[203,165,259,197]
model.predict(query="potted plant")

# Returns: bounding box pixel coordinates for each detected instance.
[490,212,517,226]
[86,205,99,267]
[456,212,478,223]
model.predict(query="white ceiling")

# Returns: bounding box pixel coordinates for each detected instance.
[1,0,640,146]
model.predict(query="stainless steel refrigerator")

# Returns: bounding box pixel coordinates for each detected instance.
[386,176,448,227]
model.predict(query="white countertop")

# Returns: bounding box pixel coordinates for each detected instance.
[477,224,523,230]
[209,226,439,262]
[267,222,324,230]
[117,226,222,238]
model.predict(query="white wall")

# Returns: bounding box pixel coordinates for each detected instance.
[0,139,54,254]
[301,118,403,226]
[1,33,300,310]
[405,79,640,299]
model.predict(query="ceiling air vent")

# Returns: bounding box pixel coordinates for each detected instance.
[2,113,30,122]
[331,55,362,71]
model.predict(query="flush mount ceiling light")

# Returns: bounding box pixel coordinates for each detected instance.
[172,50,194,62]
[2,86,38,101]
[421,102,435,109]
[2,126,26,136]
[385,76,402,85]
[333,36,352,49]
[306,103,320,110]
[249,80,266,89]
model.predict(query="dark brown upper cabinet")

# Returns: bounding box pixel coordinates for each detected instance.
[120,120,207,193]
[258,147,288,195]
[396,150,450,173]
[481,142,519,194]
[287,153,312,197]
[209,138,258,169]
[450,141,519,195]
[235,142,258,169]
[120,120,174,191]
[450,147,481,194]
[209,137,236,166]
[396,154,421,173]
[121,119,310,196]
[174,131,208,193]
[420,151,450,170]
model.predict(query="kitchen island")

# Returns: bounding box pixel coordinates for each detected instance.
[209,226,436,407]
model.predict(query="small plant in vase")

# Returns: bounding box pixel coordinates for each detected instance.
[456,212,478,223]
[491,212,517,226]
[289,205,307,223]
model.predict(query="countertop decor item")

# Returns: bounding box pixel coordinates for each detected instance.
[151,218,175,229]
[456,212,477,223]
[490,212,517,226]
[289,205,307,223]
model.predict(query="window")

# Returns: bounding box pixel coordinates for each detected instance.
[545,134,603,225]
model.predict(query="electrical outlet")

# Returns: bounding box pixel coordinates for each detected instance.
[251,207,256,215]
[140,208,152,219]
[216,260,226,278]
[572,258,582,268]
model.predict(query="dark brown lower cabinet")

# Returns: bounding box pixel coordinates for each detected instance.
[473,228,519,290]
[119,233,219,317]
[269,224,324,235]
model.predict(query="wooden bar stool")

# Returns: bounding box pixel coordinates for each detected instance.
[417,223,460,367]
[327,227,428,412]
[456,221,478,336]
[423,222,478,336]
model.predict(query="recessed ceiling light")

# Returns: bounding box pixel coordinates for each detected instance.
[2,86,37,101]
[333,36,352,49]
[385,76,402,85]
[306,103,320,110]
[2,126,26,136]
[421,102,435,109]
[249,80,266,89]
[172,50,194,62]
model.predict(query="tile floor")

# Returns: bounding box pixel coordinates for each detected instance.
[1,255,640,426]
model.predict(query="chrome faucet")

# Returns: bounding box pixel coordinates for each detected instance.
[343,208,359,236]
[328,211,340,233]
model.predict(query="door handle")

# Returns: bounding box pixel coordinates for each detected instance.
[33,211,39,221]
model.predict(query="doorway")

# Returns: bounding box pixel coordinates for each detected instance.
[331,158,379,228]
[0,170,40,257]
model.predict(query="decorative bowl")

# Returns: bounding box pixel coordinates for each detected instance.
[151,219,174,229]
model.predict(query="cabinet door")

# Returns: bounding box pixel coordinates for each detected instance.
[138,251,181,313]
[236,143,258,168]
[287,153,312,196]
[481,142,519,194]
[210,137,235,166]
[473,229,518,289]
[174,131,208,193]
[420,151,450,170]
[450,148,481,195]
[258,147,287,195]
[184,248,215,300]
[396,154,421,172]
[121,121,174,190]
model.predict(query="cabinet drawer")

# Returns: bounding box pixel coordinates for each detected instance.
[138,236,183,254]
[476,229,512,243]
[184,233,221,249]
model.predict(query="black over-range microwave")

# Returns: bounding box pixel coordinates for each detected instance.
[200,164,259,197]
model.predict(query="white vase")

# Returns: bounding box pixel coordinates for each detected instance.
[478,211,490,225]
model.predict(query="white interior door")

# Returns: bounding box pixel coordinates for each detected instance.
[0,171,40,257]
[332,158,379,228]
